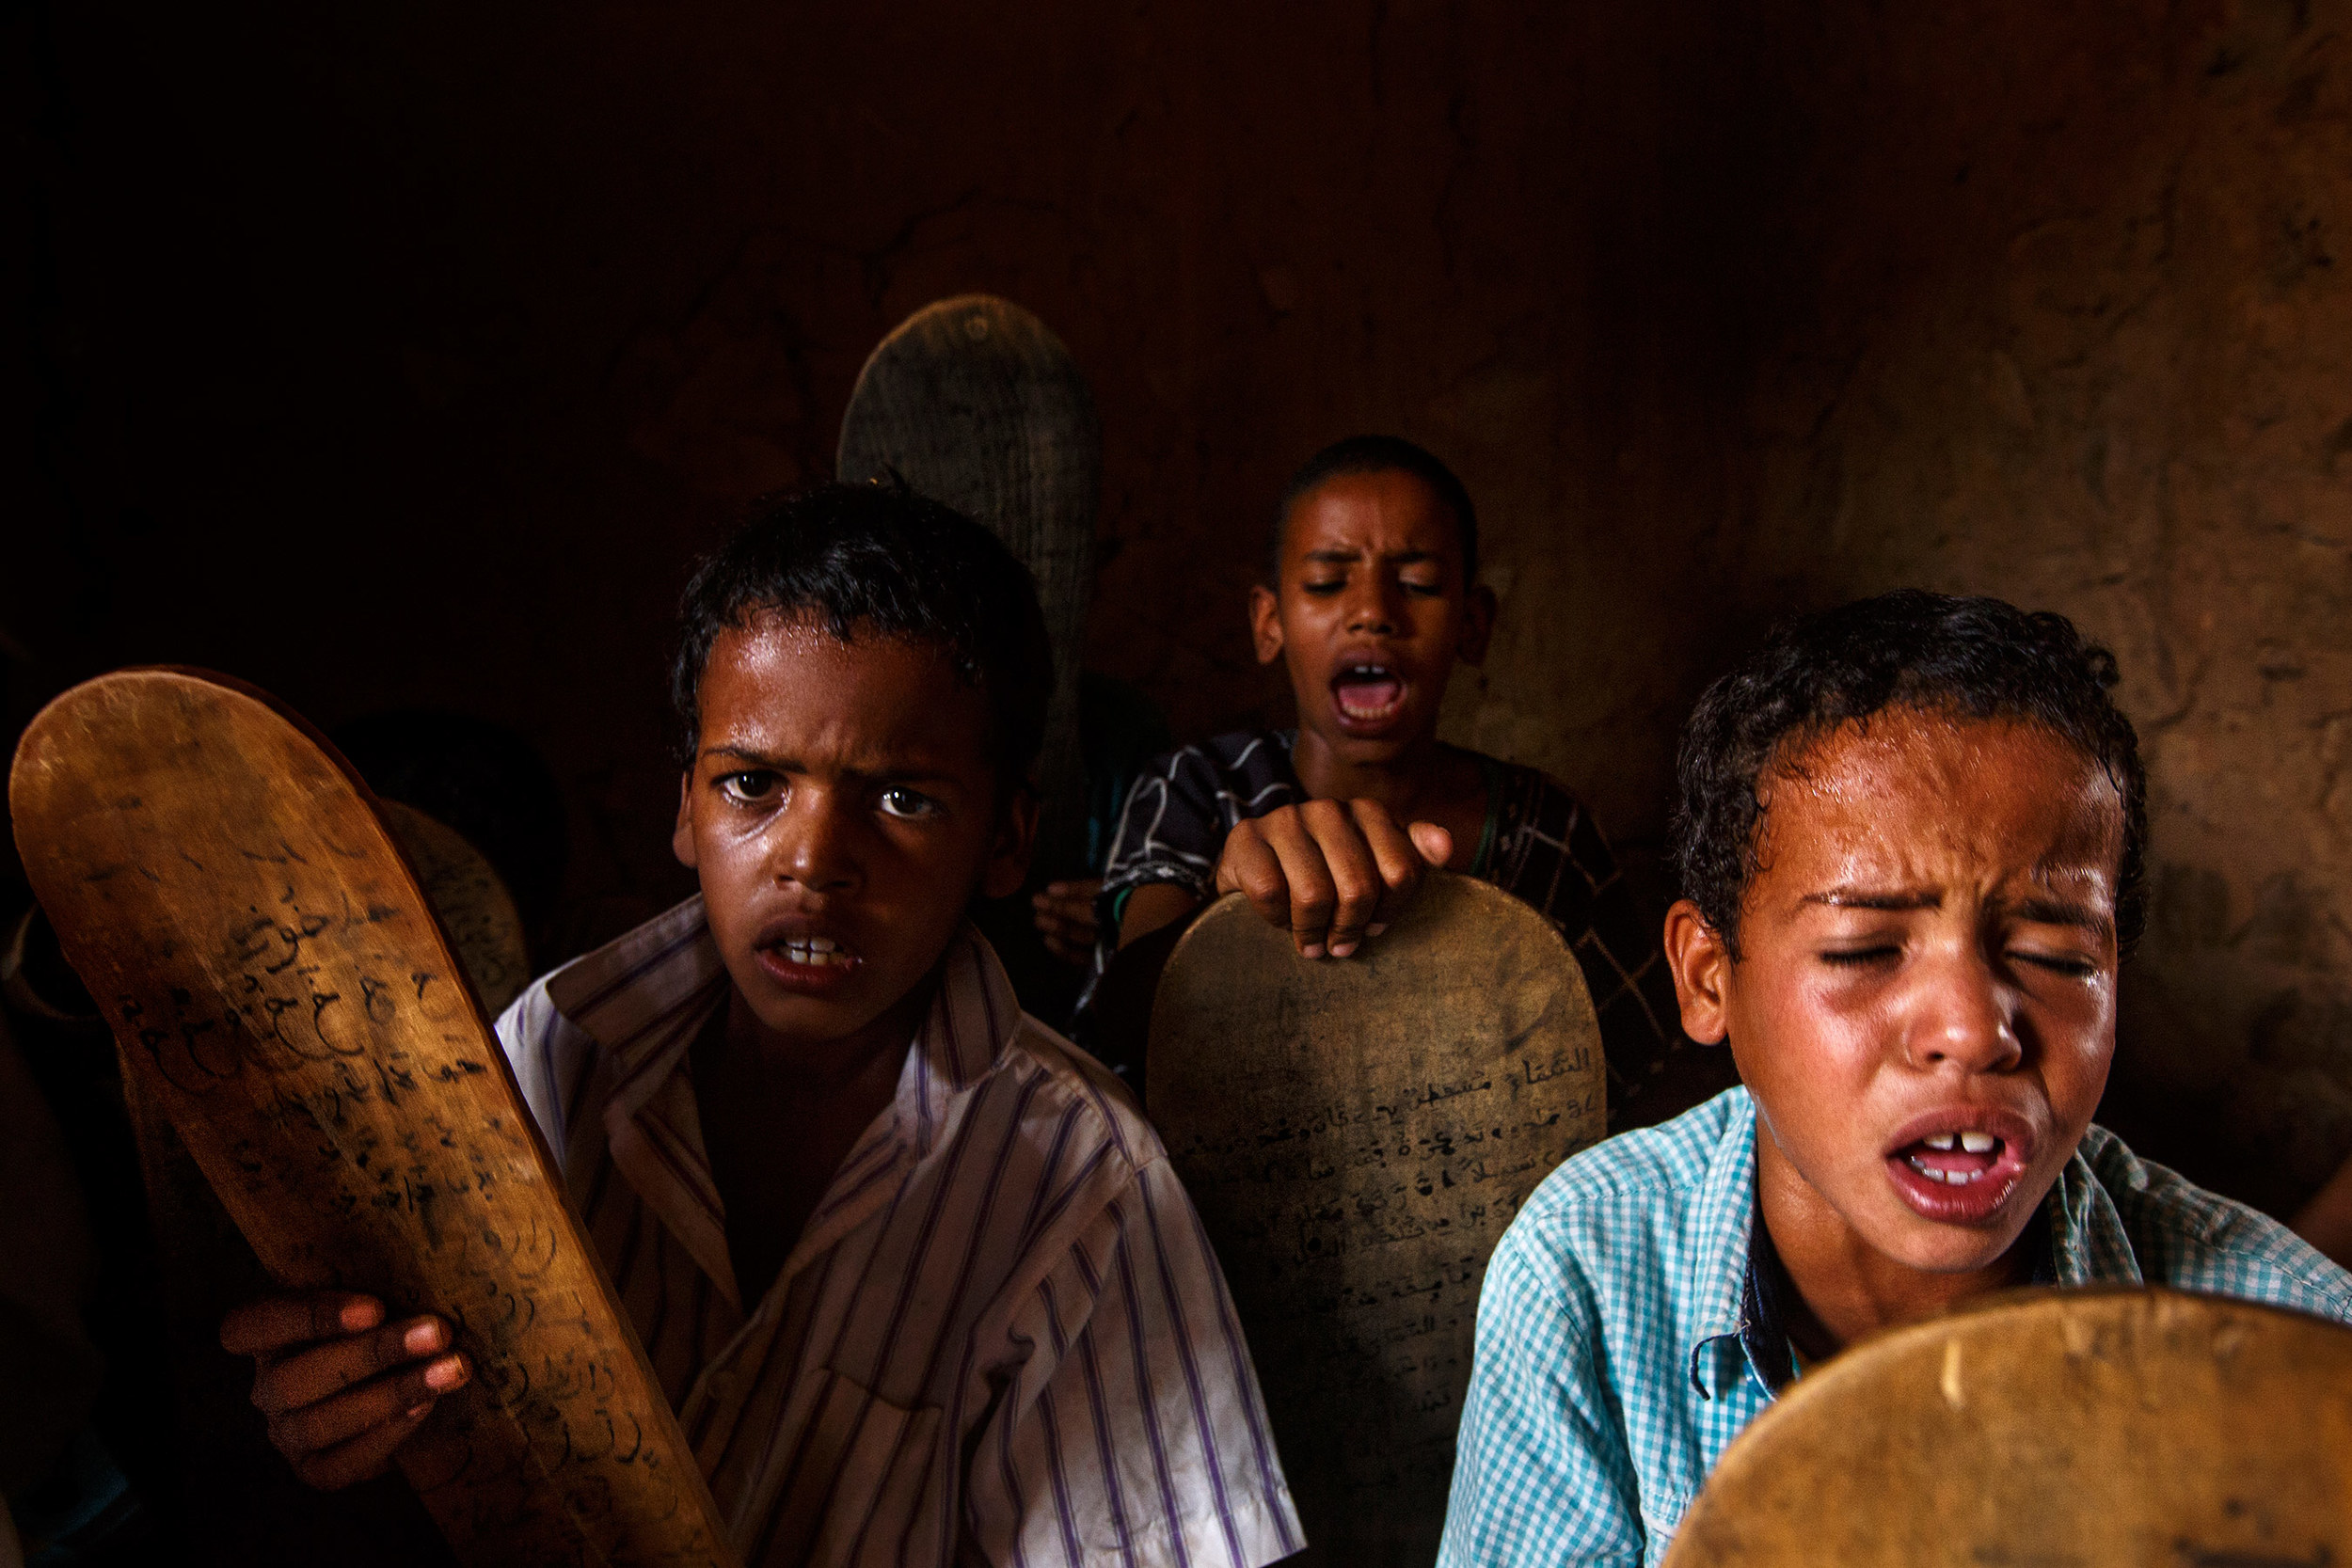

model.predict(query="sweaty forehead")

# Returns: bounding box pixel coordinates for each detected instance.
[1754,709,2124,895]
[698,612,989,769]
[1282,469,1466,562]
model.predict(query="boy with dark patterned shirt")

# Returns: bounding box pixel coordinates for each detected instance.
[1080,436,1733,1129]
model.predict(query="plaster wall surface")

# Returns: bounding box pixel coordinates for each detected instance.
[1728,0,2352,1210]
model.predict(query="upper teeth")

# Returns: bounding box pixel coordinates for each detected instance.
[779,938,847,964]
[1921,1132,1997,1153]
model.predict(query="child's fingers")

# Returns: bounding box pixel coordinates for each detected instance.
[1033,904,1096,943]
[1298,800,1383,958]
[250,1315,455,1416]
[1259,807,1341,956]
[285,1399,439,1493]
[1352,802,1434,935]
[221,1291,384,1356]
[266,1352,467,1461]
[1216,816,1310,946]
[1032,898,1098,963]
[1031,889,1098,928]
[1408,821,1453,868]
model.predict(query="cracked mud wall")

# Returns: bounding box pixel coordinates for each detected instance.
[11,0,2352,1210]
[1724,0,2352,1212]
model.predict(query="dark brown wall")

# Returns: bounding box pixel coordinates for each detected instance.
[1724,0,2352,1212]
[12,0,1765,930]
[10,0,2351,1211]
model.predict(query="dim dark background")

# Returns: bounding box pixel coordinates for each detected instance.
[8,0,2352,1217]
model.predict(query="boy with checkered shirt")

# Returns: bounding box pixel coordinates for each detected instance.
[1439,592,2352,1564]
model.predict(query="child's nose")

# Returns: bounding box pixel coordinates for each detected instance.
[1344,582,1402,636]
[1903,946,2023,1074]
[771,794,861,893]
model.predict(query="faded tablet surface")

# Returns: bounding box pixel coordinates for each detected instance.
[1149,873,1604,1568]
[1663,1288,2352,1565]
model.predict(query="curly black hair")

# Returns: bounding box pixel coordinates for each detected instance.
[1269,435,1480,587]
[671,482,1053,797]
[1668,590,2147,958]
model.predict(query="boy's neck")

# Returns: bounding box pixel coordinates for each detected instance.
[1755,1134,2039,1362]
[1289,728,1476,822]
[705,974,934,1104]
[691,975,934,1307]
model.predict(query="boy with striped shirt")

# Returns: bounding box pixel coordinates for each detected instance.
[222,485,1301,1568]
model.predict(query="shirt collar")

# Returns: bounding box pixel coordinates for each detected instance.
[1688,1092,2125,1401]
[2042,1139,2143,1287]
[541,897,1026,1305]
[1684,1088,1763,1401]
[544,893,731,1113]
[542,895,1023,1116]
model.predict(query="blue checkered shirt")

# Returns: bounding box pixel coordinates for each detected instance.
[1438,1086,2352,1565]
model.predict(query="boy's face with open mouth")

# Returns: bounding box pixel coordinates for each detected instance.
[1673,707,2124,1278]
[675,613,1032,1056]
[1251,469,1493,766]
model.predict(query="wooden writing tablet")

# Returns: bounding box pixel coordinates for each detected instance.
[10,669,736,1568]
[835,293,1098,880]
[1662,1287,2352,1565]
[1147,874,1605,1567]
[377,800,532,1020]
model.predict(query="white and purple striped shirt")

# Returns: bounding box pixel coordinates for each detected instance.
[495,896,1303,1568]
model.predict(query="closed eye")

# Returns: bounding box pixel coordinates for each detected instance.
[2010,950,2098,977]
[1301,578,1346,596]
[1400,577,1445,598]
[1820,945,1900,967]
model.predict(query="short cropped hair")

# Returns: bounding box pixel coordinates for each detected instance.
[1270,435,1480,586]
[671,483,1054,797]
[1669,590,2148,958]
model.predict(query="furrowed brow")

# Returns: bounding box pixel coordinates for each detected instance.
[1801,890,1942,911]
[701,743,961,789]
[701,744,791,769]
[2011,895,2115,936]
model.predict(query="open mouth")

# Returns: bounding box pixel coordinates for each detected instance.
[1882,1114,2035,1224]
[1900,1130,2004,1186]
[1331,664,1406,726]
[755,930,862,993]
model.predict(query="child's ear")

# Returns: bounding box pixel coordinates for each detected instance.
[672,771,700,869]
[980,783,1041,900]
[1663,899,1733,1045]
[1457,581,1499,665]
[1248,584,1285,666]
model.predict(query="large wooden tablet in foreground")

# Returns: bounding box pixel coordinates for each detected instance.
[10,670,736,1568]
[1148,875,1605,1568]
[1661,1287,2352,1565]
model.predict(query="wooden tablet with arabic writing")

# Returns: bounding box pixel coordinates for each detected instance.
[835,293,1098,885]
[10,668,737,1568]
[1147,873,1604,1568]
[1661,1287,2352,1565]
